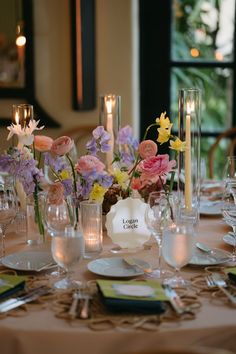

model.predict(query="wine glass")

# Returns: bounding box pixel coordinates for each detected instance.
[51,226,84,289]
[44,195,75,236]
[0,182,18,259]
[221,189,236,261]
[223,156,236,204]
[162,221,195,287]
[144,191,177,279]
[43,194,75,276]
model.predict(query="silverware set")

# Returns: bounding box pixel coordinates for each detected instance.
[163,284,194,315]
[0,286,51,313]
[68,287,92,320]
[205,273,236,305]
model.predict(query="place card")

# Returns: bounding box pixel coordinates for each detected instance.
[105,197,151,249]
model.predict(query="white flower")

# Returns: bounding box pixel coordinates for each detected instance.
[7,119,44,146]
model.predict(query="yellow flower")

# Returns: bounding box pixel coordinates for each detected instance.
[156,112,173,130]
[60,169,70,180]
[113,169,129,188]
[157,127,171,144]
[169,138,186,152]
[89,183,107,202]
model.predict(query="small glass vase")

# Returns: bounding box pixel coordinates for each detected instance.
[178,88,201,224]
[26,192,45,245]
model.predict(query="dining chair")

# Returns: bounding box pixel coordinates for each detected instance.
[58,124,97,156]
[208,127,236,179]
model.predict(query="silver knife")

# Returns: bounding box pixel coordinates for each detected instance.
[196,242,229,262]
[0,286,51,313]
[163,285,191,315]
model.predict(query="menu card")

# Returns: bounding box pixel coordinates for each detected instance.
[97,279,167,313]
[0,274,27,300]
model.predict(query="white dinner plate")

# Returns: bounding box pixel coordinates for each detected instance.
[87,257,150,278]
[189,248,230,266]
[223,233,236,247]
[2,251,54,271]
[199,199,222,216]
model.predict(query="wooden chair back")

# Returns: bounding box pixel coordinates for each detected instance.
[208,127,236,178]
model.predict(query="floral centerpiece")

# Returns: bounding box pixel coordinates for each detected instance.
[0,110,185,237]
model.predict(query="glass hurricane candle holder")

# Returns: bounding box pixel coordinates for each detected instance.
[178,88,201,224]
[79,200,103,259]
[99,94,121,171]
[12,104,34,128]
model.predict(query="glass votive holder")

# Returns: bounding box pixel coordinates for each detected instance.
[79,200,103,259]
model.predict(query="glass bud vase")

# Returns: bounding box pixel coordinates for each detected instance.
[178,88,201,224]
[26,192,45,245]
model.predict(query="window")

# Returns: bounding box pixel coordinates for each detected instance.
[140,0,236,177]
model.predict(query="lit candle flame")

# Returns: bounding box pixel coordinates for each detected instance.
[15,112,19,125]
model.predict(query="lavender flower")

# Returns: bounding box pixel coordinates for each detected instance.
[117,125,138,149]
[43,152,67,172]
[86,126,111,155]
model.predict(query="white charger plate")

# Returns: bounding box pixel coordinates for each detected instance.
[87,257,150,278]
[223,233,236,247]
[189,248,230,266]
[2,251,54,271]
[199,199,222,216]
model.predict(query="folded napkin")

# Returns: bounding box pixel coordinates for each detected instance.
[224,268,236,284]
[97,279,167,314]
[0,274,27,301]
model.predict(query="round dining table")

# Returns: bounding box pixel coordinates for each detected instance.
[0,215,236,354]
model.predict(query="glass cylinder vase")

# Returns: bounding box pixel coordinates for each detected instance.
[26,192,45,245]
[99,94,121,172]
[178,88,201,224]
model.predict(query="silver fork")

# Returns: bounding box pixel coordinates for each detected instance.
[205,274,216,287]
[209,273,236,305]
[68,289,81,319]
[78,288,92,320]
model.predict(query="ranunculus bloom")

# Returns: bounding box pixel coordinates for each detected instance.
[51,136,74,156]
[34,135,53,152]
[139,154,176,184]
[138,140,158,159]
[75,155,105,174]
[48,182,64,205]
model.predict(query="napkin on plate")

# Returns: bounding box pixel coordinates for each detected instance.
[97,279,167,314]
[224,268,236,284]
[0,274,27,301]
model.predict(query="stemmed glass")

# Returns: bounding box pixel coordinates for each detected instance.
[162,221,195,287]
[223,156,236,204]
[144,191,177,279]
[43,194,76,276]
[221,188,236,261]
[51,226,84,289]
[0,182,18,259]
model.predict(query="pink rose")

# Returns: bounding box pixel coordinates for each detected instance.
[34,135,53,152]
[75,155,105,174]
[51,136,74,155]
[139,154,176,183]
[48,182,64,205]
[138,140,157,159]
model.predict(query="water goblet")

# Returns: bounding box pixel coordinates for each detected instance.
[44,194,75,277]
[221,190,236,261]
[223,156,236,204]
[162,221,195,287]
[0,183,18,259]
[51,226,84,289]
[144,191,176,279]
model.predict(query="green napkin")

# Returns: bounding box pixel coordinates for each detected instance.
[97,279,167,314]
[224,267,236,284]
[0,274,27,300]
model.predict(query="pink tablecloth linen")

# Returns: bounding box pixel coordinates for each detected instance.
[0,216,236,354]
